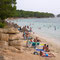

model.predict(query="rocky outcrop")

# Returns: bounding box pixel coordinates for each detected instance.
[0,41,8,47]
[9,34,20,41]
[3,27,19,34]
[0,33,9,41]
[0,27,21,53]
[9,40,21,46]
[0,55,5,60]
[0,55,9,60]
[0,27,20,41]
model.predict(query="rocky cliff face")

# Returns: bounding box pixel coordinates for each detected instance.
[0,27,21,53]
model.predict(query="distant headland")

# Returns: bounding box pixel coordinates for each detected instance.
[11,10,55,18]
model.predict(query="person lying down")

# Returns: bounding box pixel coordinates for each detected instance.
[40,51,55,57]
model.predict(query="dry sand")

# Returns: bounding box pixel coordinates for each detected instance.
[16,32,60,60]
[0,32,60,60]
[30,32,60,60]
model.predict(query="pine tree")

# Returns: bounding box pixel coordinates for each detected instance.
[0,0,16,22]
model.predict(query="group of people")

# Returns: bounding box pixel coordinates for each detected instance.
[43,44,50,52]
[22,26,32,32]
[22,25,55,57]
[23,31,32,40]
[30,37,40,42]
[39,44,55,57]
[23,25,32,40]
[27,37,40,48]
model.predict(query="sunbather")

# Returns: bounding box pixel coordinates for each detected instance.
[43,44,47,51]
[30,38,33,42]
[34,39,37,42]
[46,45,50,52]
[40,51,55,57]
[43,44,50,52]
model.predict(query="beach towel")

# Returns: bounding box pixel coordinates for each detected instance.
[40,44,44,46]
[36,49,44,51]
[24,40,27,43]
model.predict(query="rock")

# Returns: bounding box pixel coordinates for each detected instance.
[9,40,21,46]
[0,55,10,60]
[0,28,4,33]
[0,55,5,60]
[14,46,21,50]
[7,46,21,53]
[0,33,9,41]
[9,34,20,40]
[0,41,8,48]
[4,27,19,34]
[0,27,19,34]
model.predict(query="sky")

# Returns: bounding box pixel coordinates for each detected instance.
[16,0,60,15]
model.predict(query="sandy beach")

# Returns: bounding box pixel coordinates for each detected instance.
[0,27,60,60]
[11,32,60,60]
[29,32,60,60]
[5,18,60,60]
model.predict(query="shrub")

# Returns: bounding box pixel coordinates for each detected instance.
[0,22,6,28]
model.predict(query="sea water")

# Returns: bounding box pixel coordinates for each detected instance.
[8,17,60,45]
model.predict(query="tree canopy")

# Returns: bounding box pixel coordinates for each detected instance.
[0,0,16,20]
[57,14,60,17]
[12,10,55,18]
[0,0,55,21]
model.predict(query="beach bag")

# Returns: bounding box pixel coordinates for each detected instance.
[36,42,40,45]
[33,52,38,55]
[32,42,36,46]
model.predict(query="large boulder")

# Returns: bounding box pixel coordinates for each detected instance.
[9,34,21,41]
[0,55,5,60]
[0,55,10,60]
[0,28,4,33]
[9,40,21,46]
[0,41,8,48]
[7,46,21,53]
[3,27,19,34]
[0,33,9,41]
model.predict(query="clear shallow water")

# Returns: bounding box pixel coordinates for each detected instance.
[8,17,60,45]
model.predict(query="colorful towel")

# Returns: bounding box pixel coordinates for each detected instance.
[36,49,44,51]
[24,41,27,43]
[40,44,44,46]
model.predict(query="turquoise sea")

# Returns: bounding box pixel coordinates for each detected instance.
[8,17,60,45]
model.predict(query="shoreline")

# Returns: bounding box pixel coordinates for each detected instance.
[6,18,60,60]
[31,32,60,50]
[30,32,60,59]
[6,17,55,21]
[7,18,60,51]
[7,18,60,50]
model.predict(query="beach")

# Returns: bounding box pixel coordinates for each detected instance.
[0,18,60,60]
[18,32,60,60]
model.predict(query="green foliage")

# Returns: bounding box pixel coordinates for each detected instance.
[12,10,55,18]
[0,22,6,28]
[57,14,60,17]
[0,0,16,20]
